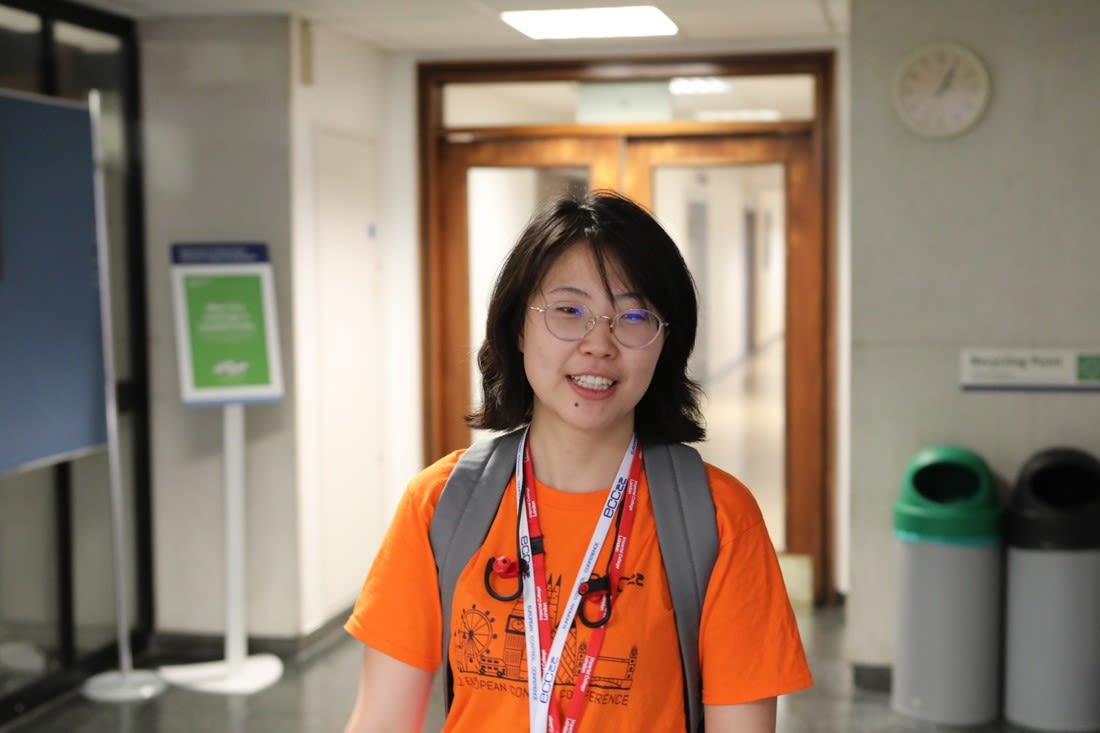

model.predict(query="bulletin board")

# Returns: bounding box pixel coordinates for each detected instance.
[0,91,106,475]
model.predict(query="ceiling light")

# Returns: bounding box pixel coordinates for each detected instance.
[696,109,784,122]
[501,5,678,40]
[669,77,732,95]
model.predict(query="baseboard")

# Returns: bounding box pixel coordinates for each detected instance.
[141,605,354,666]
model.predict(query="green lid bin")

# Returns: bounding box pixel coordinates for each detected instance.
[894,444,1000,544]
[892,444,1003,726]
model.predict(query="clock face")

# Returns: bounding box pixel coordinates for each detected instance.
[892,42,990,138]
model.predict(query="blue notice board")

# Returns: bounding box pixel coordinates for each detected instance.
[0,92,106,475]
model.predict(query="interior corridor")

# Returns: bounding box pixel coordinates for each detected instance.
[0,605,1021,733]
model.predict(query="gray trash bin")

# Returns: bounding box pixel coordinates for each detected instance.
[1004,447,1100,733]
[891,445,1002,726]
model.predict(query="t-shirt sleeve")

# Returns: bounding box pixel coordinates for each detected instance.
[698,466,813,705]
[343,452,460,671]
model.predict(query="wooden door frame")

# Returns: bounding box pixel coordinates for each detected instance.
[418,52,837,603]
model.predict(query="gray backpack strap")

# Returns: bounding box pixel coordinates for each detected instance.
[644,442,717,733]
[429,428,523,710]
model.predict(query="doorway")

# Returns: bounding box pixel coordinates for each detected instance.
[420,54,834,601]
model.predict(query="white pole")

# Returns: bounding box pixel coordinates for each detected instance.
[87,91,133,679]
[223,403,247,676]
[82,89,165,703]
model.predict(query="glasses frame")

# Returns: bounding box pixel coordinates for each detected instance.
[528,303,669,349]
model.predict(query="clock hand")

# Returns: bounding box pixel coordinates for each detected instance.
[934,62,957,97]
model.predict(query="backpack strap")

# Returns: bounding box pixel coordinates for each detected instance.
[643,441,717,733]
[429,428,523,709]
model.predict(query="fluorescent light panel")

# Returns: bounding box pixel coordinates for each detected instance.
[697,109,784,122]
[669,77,732,95]
[501,5,678,40]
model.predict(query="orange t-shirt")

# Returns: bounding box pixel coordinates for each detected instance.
[346,448,812,731]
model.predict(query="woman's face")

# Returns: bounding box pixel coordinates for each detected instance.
[519,243,665,441]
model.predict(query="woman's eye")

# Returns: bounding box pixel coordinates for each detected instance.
[554,304,585,317]
[620,310,651,324]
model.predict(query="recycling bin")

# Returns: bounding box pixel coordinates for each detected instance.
[892,445,1002,726]
[1004,447,1100,733]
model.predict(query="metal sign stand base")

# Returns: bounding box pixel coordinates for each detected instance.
[82,670,166,702]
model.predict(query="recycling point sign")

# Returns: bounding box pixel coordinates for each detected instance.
[171,243,284,406]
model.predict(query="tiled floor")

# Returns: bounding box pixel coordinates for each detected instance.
[694,335,787,551]
[1,604,1027,733]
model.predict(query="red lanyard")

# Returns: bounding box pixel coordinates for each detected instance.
[517,435,643,733]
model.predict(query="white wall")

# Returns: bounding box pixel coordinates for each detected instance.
[141,16,300,637]
[140,17,425,639]
[377,51,424,521]
[847,0,1100,668]
[290,22,392,634]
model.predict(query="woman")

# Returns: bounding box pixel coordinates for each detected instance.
[344,190,812,732]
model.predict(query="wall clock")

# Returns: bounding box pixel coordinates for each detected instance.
[892,42,991,138]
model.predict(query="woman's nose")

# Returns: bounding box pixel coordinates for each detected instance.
[580,315,617,355]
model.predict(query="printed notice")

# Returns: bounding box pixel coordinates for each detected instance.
[171,243,284,405]
[960,348,1100,391]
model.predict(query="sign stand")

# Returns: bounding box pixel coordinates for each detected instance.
[159,242,285,695]
[157,404,282,693]
[81,91,166,703]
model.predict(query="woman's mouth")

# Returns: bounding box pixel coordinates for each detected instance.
[570,374,614,391]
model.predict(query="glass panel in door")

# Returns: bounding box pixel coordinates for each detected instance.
[0,6,41,93]
[651,165,788,549]
[467,167,589,444]
[429,137,619,457]
[0,469,60,695]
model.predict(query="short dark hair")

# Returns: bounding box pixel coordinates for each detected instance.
[466,189,705,444]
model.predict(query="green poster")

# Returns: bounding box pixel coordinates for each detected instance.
[184,274,271,388]
[171,243,283,405]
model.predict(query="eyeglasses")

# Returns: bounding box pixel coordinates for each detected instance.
[528,301,668,349]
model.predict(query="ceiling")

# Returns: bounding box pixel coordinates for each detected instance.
[73,0,847,54]
[52,0,844,124]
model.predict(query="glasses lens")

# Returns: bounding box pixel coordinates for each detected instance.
[543,302,591,341]
[540,302,663,348]
[614,309,661,348]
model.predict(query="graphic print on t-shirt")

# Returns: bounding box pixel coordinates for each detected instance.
[451,573,641,707]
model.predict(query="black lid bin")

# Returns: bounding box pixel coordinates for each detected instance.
[1005,447,1100,550]
[1003,447,1100,733]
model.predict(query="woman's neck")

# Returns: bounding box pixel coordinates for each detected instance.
[526,422,635,493]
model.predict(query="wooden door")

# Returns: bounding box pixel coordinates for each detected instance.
[623,134,828,600]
